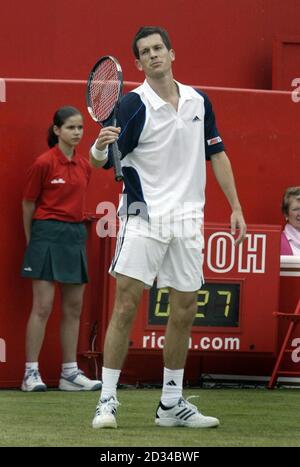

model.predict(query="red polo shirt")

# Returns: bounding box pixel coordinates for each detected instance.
[23,146,91,222]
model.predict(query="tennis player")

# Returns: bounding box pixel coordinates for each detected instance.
[90,26,246,428]
[21,106,101,392]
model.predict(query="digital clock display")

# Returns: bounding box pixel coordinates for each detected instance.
[148,281,240,327]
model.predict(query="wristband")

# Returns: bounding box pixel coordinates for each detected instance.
[91,142,108,161]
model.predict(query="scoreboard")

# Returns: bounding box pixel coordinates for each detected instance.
[148,281,241,327]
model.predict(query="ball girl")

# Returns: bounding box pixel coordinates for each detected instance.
[21,106,101,391]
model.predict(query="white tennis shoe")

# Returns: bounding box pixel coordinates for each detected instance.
[155,396,219,428]
[92,396,120,429]
[21,370,47,392]
[59,370,101,391]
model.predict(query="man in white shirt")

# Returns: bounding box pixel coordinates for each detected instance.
[90,26,246,429]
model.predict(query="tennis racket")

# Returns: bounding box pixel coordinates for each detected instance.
[86,55,123,182]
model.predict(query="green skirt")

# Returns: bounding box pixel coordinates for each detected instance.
[21,219,88,284]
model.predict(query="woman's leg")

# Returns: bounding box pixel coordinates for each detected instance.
[25,280,55,361]
[60,283,85,363]
[59,283,101,391]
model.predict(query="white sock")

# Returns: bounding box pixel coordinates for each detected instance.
[25,362,39,374]
[161,367,184,407]
[61,362,78,377]
[100,367,121,400]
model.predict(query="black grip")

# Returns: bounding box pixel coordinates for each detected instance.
[111,114,123,182]
[111,141,123,182]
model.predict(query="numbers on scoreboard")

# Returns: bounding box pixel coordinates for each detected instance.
[196,290,231,318]
[149,282,240,327]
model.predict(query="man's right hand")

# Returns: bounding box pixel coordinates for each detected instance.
[95,126,121,151]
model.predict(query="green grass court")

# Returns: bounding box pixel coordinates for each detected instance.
[1,387,299,447]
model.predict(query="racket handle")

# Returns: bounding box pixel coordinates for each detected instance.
[111,141,123,182]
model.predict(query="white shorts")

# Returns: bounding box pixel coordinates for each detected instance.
[110,216,204,292]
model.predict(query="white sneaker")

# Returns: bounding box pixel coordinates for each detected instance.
[21,370,47,392]
[59,370,102,391]
[155,397,220,428]
[92,396,119,429]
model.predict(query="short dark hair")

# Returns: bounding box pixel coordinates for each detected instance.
[132,26,172,59]
[281,186,300,215]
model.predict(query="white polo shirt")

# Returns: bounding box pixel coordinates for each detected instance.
[104,79,224,222]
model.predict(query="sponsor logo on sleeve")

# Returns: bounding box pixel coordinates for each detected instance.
[207,136,222,146]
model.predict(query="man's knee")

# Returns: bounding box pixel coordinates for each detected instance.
[113,294,138,328]
[113,276,143,328]
[169,301,198,329]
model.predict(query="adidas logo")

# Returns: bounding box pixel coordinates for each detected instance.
[166,380,177,386]
[192,115,201,122]
[24,266,32,271]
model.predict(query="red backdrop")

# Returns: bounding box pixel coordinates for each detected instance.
[0,78,299,386]
[1,0,300,385]
[1,0,300,90]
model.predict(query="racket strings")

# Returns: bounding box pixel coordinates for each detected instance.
[90,60,119,121]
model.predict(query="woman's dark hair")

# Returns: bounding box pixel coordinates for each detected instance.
[132,26,172,59]
[47,106,82,148]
